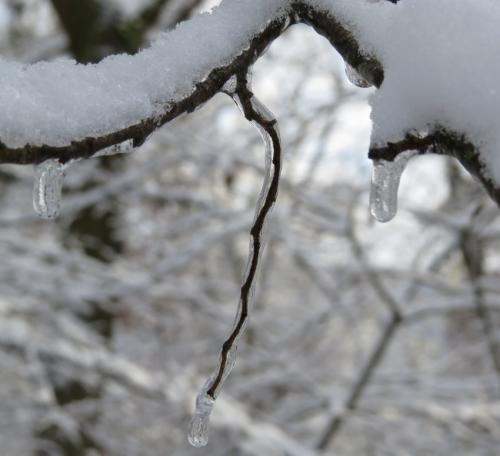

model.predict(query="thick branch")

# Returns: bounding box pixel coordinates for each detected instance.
[4,1,499,206]
[0,1,383,166]
[294,2,384,87]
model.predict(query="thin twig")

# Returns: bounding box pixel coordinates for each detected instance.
[206,72,282,399]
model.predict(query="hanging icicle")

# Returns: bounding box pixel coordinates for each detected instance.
[188,388,215,447]
[345,63,372,88]
[33,159,65,219]
[188,73,282,447]
[370,150,416,222]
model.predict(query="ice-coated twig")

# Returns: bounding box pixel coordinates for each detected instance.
[188,72,282,447]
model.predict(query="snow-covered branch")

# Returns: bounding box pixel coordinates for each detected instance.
[0,0,382,165]
[2,0,499,205]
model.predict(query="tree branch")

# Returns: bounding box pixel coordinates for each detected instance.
[2,1,499,208]
[0,1,382,166]
[205,72,282,399]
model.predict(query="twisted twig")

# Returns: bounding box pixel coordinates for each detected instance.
[206,72,282,398]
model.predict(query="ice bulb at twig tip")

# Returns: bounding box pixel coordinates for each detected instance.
[369,151,416,223]
[33,159,64,219]
[188,392,214,448]
[345,63,372,88]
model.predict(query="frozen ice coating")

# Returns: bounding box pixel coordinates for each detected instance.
[33,159,65,219]
[370,151,416,223]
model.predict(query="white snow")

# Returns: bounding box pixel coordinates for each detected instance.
[0,0,286,148]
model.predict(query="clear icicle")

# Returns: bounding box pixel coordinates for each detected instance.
[187,348,237,447]
[33,159,65,219]
[345,63,372,88]
[370,151,416,222]
[188,391,214,447]
[188,78,280,448]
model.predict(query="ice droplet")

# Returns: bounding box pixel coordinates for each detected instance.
[33,159,65,219]
[370,151,416,222]
[345,63,372,88]
[188,392,214,447]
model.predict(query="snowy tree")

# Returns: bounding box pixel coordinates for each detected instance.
[0,0,499,455]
